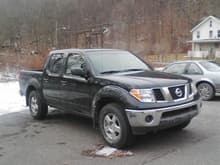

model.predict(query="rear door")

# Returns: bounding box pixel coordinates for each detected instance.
[164,63,188,75]
[43,53,65,107]
[59,52,91,116]
[184,62,204,82]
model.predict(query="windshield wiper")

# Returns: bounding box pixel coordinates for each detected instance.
[121,68,146,72]
[100,70,122,74]
[100,68,146,74]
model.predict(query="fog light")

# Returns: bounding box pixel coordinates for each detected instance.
[145,115,153,123]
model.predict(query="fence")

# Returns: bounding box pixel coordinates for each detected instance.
[187,51,209,58]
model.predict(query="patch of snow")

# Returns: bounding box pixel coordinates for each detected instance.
[0,72,18,82]
[81,144,134,158]
[95,146,117,157]
[0,81,26,116]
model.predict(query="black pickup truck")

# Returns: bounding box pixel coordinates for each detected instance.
[19,49,202,148]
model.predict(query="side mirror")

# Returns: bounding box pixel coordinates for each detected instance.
[71,68,86,77]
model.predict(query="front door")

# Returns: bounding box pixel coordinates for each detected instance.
[60,53,91,116]
[184,63,204,82]
[209,43,217,59]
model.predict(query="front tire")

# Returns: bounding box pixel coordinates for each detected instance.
[28,91,48,120]
[99,103,133,149]
[197,82,214,101]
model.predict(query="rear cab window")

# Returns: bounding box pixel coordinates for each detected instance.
[47,53,64,76]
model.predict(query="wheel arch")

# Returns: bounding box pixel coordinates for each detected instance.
[25,79,42,106]
[26,85,37,106]
[196,80,216,93]
[91,86,131,128]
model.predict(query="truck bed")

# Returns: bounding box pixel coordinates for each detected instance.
[19,69,43,96]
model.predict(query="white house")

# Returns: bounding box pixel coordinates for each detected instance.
[188,16,220,58]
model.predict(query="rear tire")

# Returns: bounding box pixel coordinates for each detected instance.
[28,91,48,120]
[197,82,214,101]
[99,103,133,149]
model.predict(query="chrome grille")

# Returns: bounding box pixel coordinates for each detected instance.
[168,85,185,100]
[153,89,165,101]
[189,84,192,95]
[153,84,190,102]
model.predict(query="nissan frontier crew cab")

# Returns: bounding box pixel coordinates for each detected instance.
[19,49,202,148]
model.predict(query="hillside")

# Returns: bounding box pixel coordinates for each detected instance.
[0,0,220,69]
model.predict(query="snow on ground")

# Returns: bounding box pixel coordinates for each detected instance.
[81,144,133,158]
[0,81,27,116]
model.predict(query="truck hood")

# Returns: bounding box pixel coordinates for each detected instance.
[96,70,191,90]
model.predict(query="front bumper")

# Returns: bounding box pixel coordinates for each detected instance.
[125,99,202,128]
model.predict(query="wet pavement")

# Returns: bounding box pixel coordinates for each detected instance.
[0,98,220,165]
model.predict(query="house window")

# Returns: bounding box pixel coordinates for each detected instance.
[209,30,213,38]
[210,20,212,27]
[197,31,200,39]
[218,30,220,38]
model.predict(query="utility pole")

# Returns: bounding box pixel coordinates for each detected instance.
[55,0,59,49]
[55,21,58,48]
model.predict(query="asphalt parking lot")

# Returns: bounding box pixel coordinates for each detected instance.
[0,98,220,165]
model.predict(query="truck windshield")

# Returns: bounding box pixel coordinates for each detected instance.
[86,51,151,75]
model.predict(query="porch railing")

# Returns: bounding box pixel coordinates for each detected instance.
[215,51,220,58]
[188,51,209,58]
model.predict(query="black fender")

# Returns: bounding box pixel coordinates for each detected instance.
[91,85,135,127]
[25,78,43,106]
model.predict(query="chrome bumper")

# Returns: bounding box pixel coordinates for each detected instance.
[125,100,202,127]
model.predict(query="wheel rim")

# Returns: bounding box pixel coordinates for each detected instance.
[198,84,212,100]
[30,96,39,115]
[103,113,121,142]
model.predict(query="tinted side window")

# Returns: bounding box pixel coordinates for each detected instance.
[187,63,202,74]
[65,54,85,75]
[164,63,187,74]
[48,54,64,74]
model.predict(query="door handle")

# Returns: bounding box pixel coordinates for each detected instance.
[43,78,49,82]
[61,80,67,86]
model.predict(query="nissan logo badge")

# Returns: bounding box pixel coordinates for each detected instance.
[175,88,183,97]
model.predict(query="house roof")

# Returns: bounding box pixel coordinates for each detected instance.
[191,16,220,33]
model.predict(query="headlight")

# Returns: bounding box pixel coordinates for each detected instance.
[191,83,198,94]
[130,89,155,102]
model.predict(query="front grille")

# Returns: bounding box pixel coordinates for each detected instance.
[153,89,165,101]
[161,105,197,119]
[152,84,190,102]
[168,85,185,100]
